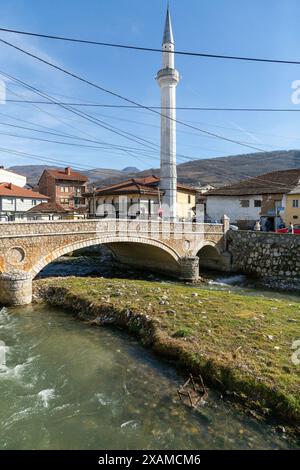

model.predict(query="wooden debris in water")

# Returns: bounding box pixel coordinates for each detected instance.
[177,374,208,408]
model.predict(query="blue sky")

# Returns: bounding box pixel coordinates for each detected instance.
[0,0,300,173]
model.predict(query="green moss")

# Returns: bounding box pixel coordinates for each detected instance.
[173,328,192,338]
[34,277,300,429]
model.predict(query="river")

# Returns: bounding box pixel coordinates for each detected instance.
[0,256,299,450]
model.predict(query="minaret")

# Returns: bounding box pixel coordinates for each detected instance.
[156,4,180,221]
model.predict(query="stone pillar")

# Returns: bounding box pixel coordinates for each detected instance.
[0,272,32,306]
[222,214,230,251]
[180,257,199,282]
[222,214,230,233]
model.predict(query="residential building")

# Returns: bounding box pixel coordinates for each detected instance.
[284,184,300,225]
[0,166,27,187]
[196,184,216,194]
[38,167,88,211]
[86,175,197,221]
[27,201,87,221]
[206,169,300,230]
[0,182,48,219]
[26,201,68,221]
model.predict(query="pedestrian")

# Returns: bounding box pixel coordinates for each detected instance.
[265,219,272,232]
[254,220,261,231]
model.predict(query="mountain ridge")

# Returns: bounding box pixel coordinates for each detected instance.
[7,150,300,188]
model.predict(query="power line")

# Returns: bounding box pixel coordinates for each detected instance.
[2,69,258,164]
[0,70,165,165]
[0,38,266,153]
[5,99,300,112]
[0,39,296,187]
[0,146,98,170]
[0,26,300,65]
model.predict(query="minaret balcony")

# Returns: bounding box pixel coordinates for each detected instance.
[156,68,180,87]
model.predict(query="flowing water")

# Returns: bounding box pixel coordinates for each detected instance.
[0,303,298,450]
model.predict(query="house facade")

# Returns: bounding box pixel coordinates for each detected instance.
[206,169,300,230]
[0,182,48,219]
[0,167,27,187]
[38,167,88,211]
[284,185,300,225]
[86,176,197,221]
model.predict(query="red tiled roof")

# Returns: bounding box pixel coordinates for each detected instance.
[207,169,300,196]
[27,201,67,213]
[42,167,88,182]
[0,183,49,199]
[86,175,196,196]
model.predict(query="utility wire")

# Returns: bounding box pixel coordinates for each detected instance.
[0,27,299,65]
[0,38,266,153]
[5,99,300,112]
[0,40,296,187]
[1,69,234,163]
[0,70,165,165]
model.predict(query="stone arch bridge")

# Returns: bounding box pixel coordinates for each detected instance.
[0,218,230,305]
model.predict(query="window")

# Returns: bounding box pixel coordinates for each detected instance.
[60,198,69,205]
[293,215,298,219]
[188,195,191,204]
[32,200,37,206]
[240,200,250,208]
[254,200,262,207]
[292,199,299,208]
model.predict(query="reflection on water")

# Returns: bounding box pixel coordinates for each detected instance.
[0,305,298,450]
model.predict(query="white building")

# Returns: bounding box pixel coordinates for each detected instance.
[205,169,300,230]
[207,194,263,227]
[0,167,26,187]
[0,182,48,220]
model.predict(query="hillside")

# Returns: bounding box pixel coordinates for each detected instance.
[134,150,300,187]
[8,165,138,187]
[8,150,300,188]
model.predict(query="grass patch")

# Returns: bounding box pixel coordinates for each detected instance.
[34,277,300,429]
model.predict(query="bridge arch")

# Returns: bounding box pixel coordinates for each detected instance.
[195,241,230,272]
[30,235,182,278]
[192,240,221,258]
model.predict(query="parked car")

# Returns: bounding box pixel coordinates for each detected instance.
[276,224,300,234]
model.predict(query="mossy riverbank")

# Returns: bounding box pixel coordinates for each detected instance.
[34,277,300,431]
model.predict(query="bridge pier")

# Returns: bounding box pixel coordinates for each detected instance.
[0,272,32,306]
[180,257,199,282]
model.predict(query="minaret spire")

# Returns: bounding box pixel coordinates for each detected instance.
[156,4,180,220]
[162,3,174,45]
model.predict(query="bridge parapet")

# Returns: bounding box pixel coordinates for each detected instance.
[0,218,228,306]
[0,219,224,238]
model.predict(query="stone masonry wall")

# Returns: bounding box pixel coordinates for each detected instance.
[227,231,300,290]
